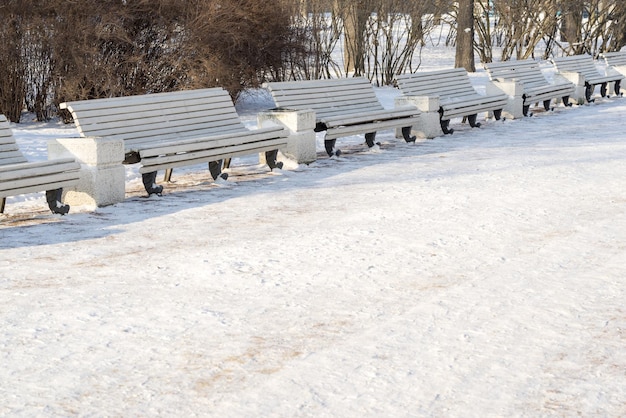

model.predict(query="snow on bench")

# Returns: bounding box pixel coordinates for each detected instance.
[395,68,508,134]
[0,114,80,215]
[551,54,623,102]
[60,88,289,195]
[263,77,419,157]
[484,59,576,116]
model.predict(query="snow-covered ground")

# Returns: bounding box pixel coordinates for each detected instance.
[2,45,626,416]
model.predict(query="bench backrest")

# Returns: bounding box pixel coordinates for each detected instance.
[0,115,28,167]
[484,59,551,89]
[600,51,626,67]
[395,68,478,99]
[60,88,248,150]
[263,77,384,119]
[551,54,603,79]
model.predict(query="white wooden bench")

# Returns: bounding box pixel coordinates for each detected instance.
[263,77,419,157]
[395,68,508,134]
[484,59,576,116]
[0,114,80,215]
[550,54,623,102]
[60,88,289,195]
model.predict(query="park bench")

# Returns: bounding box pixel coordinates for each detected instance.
[0,114,80,215]
[263,77,419,157]
[395,68,508,134]
[484,59,575,116]
[60,88,289,195]
[550,54,623,102]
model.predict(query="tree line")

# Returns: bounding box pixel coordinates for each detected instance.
[1,0,626,123]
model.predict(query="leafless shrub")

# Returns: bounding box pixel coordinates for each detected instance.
[0,0,300,122]
[0,3,27,122]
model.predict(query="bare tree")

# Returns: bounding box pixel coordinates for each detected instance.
[281,0,440,85]
[281,0,342,80]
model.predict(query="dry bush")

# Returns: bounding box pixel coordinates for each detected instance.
[0,2,27,122]
[0,0,301,122]
[180,0,300,99]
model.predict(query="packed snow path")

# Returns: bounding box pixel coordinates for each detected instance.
[1,92,625,416]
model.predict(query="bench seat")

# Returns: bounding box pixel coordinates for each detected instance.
[396,68,508,133]
[263,77,419,157]
[550,54,623,102]
[0,114,80,214]
[136,126,290,173]
[60,88,289,195]
[484,59,576,116]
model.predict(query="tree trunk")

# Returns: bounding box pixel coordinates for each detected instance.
[455,0,475,72]
[339,0,369,76]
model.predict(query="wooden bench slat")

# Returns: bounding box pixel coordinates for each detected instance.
[0,158,79,177]
[0,170,81,195]
[263,77,369,91]
[322,115,419,140]
[74,115,247,141]
[270,91,383,110]
[67,96,239,126]
[0,155,29,166]
[139,136,289,172]
[138,126,289,157]
[320,107,418,127]
[60,88,227,111]
[122,125,248,150]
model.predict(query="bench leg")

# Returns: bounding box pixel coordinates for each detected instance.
[364,132,379,148]
[45,188,70,215]
[0,197,5,214]
[164,168,173,183]
[585,82,595,103]
[614,80,622,96]
[523,104,531,117]
[142,171,163,196]
[223,158,232,169]
[324,139,339,157]
[208,160,228,181]
[401,126,416,143]
[493,109,503,121]
[543,99,553,111]
[562,96,572,107]
[264,150,284,170]
[600,82,607,97]
[467,114,481,128]
[440,119,454,134]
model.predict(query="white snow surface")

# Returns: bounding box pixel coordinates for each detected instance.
[2,61,626,416]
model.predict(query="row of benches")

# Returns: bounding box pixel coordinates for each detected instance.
[2,52,625,216]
